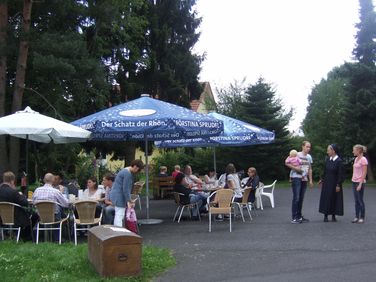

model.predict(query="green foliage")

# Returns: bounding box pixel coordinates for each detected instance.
[151,148,216,176]
[0,241,175,282]
[1,0,204,180]
[216,78,293,180]
[353,0,376,65]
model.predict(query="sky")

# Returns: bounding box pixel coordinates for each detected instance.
[193,0,362,132]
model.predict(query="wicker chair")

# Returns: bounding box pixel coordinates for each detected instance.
[172,192,201,223]
[207,189,234,232]
[34,201,70,244]
[131,181,145,211]
[0,202,23,242]
[73,200,102,245]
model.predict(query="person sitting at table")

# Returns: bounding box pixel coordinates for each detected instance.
[102,172,115,224]
[204,168,217,187]
[174,173,205,220]
[172,165,181,178]
[33,173,69,221]
[0,171,37,241]
[53,173,68,199]
[82,176,104,218]
[158,166,168,177]
[184,165,203,188]
[224,163,243,203]
[241,167,260,204]
[83,176,105,200]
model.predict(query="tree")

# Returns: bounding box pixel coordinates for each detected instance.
[217,78,293,180]
[302,66,348,177]
[342,63,376,180]
[353,0,376,66]
[0,0,7,174]
[139,0,203,106]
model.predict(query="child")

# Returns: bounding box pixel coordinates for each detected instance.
[285,149,307,180]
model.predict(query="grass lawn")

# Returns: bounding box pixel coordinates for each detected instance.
[0,241,175,282]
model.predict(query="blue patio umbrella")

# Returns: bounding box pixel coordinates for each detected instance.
[72,94,223,224]
[155,112,275,172]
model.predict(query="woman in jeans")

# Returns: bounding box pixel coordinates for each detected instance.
[351,144,368,224]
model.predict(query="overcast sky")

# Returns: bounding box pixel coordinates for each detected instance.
[194,0,362,131]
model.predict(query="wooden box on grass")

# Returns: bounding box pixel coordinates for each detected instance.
[88,225,142,277]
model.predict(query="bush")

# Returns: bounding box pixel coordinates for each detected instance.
[151,148,216,176]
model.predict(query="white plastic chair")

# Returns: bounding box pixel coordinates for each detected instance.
[259,180,277,210]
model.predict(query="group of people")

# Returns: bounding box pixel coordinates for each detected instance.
[286,141,368,224]
[0,158,145,241]
[168,163,261,221]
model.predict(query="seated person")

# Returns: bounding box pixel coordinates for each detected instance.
[102,172,115,224]
[83,176,105,200]
[33,173,69,221]
[241,167,260,203]
[224,163,243,203]
[82,176,104,218]
[204,168,217,187]
[0,171,37,241]
[184,165,203,188]
[173,173,207,220]
[158,166,168,177]
[171,165,181,178]
[53,173,68,198]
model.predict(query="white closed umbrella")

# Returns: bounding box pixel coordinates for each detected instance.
[0,106,92,181]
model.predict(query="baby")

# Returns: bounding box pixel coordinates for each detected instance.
[285,149,307,180]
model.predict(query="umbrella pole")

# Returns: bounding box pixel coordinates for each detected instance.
[138,135,163,225]
[213,147,217,174]
[26,135,29,180]
[145,136,149,220]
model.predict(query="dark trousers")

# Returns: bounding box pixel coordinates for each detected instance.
[291,178,307,220]
[352,182,365,219]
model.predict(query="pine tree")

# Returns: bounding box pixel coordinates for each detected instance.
[218,78,292,180]
[353,0,376,66]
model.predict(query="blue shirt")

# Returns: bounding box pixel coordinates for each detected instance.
[110,168,134,208]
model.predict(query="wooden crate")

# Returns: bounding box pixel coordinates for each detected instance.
[88,225,142,277]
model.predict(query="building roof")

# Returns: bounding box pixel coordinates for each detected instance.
[190,82,216,114]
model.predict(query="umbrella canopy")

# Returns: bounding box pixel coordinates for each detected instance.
[72,94,223,141]
[155,112,275,148]
[72,94,224,224]
[0,106,92,143]
[155,112,275,173]
[0,106,92,187]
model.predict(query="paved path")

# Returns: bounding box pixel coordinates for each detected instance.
[137,185,376,282]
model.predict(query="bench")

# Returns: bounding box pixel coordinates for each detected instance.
[153,176,175,199]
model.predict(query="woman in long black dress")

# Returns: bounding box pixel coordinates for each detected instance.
[319,144,345,222]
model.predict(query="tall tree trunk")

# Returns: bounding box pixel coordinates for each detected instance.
[0,1,8,175]
[9,0,32,175]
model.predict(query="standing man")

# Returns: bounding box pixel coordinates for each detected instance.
[102,172,115,224]
[285,141,313,224]
[110,160,144,227]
